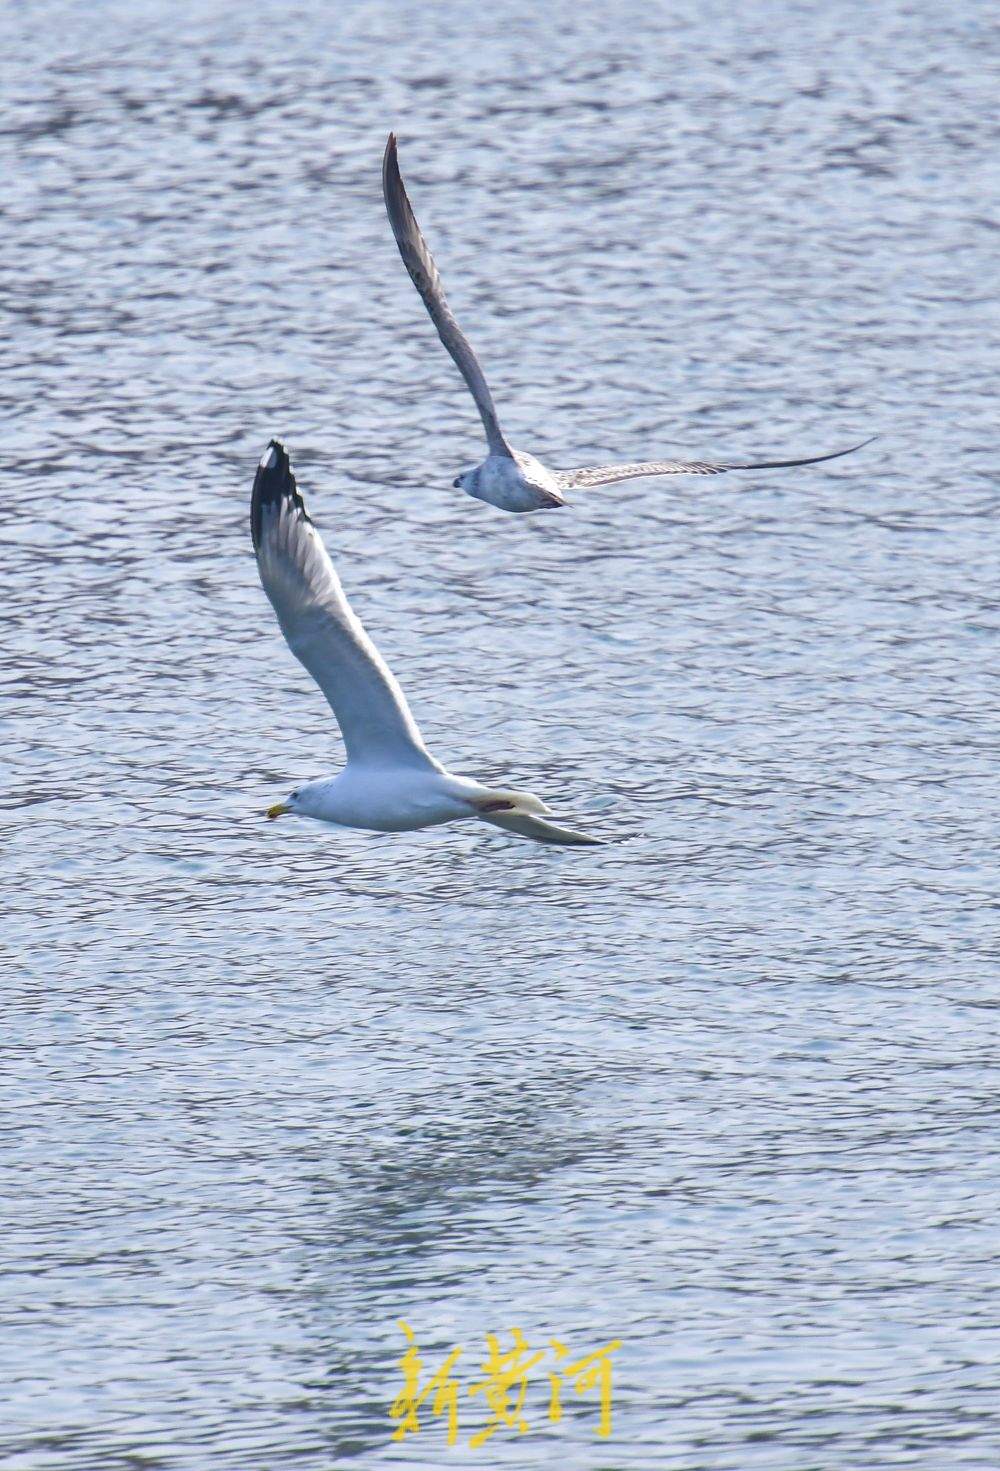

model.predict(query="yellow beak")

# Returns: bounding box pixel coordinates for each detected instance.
[266,802,290,820]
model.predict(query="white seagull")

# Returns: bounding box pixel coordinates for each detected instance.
[383,133,874,513]
[253,441,601,847]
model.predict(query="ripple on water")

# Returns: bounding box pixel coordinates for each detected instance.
[3,0,1000,1467]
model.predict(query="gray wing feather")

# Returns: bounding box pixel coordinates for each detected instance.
[383,134,510,456]
[554,437,876,490]
[251,442,438,771]
[477,808,603,846]
[555,460,729,489]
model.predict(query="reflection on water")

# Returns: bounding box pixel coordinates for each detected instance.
[3,0,999,1466]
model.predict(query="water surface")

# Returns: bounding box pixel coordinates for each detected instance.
[2,0,999,1466]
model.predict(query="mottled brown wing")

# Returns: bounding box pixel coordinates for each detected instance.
[383,134,511,456]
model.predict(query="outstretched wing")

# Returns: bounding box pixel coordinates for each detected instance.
[477,808,603,846]
[554,437,876,491]
[251,441,438,771]
[383,133,511,457]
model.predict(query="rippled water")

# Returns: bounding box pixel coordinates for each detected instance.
[3,0,999,1466]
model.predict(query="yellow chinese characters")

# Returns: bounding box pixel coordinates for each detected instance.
[467,1328,546,1447]
[389,1323,621,1447]
[548,1335,622,1439]
[389,1320,463,1446]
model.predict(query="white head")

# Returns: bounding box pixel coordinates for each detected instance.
[266,780,325,822]
[451,454,565,514]
[452,468,480,500]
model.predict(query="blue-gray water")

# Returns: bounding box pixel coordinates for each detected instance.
[3,0,998,1467]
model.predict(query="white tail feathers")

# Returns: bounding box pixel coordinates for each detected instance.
[474,788,600,846]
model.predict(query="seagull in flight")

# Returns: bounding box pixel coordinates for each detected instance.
[253,441,601,847]
[383,134,873,513]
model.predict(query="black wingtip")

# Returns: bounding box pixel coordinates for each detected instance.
[382,131,419,237]
[251,438,300,553]
[831,433,878,458]
[261,437,290,475]
[727,433,879,474]
[382,132,400,190]
[820,432,879,462]
[382,134,410,232]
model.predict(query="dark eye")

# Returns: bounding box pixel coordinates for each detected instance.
[291,790,299,800]
[453,477,462,488]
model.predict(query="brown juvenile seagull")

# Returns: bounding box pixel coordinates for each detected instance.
[383,133,874,512]
[254,440,601,846]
